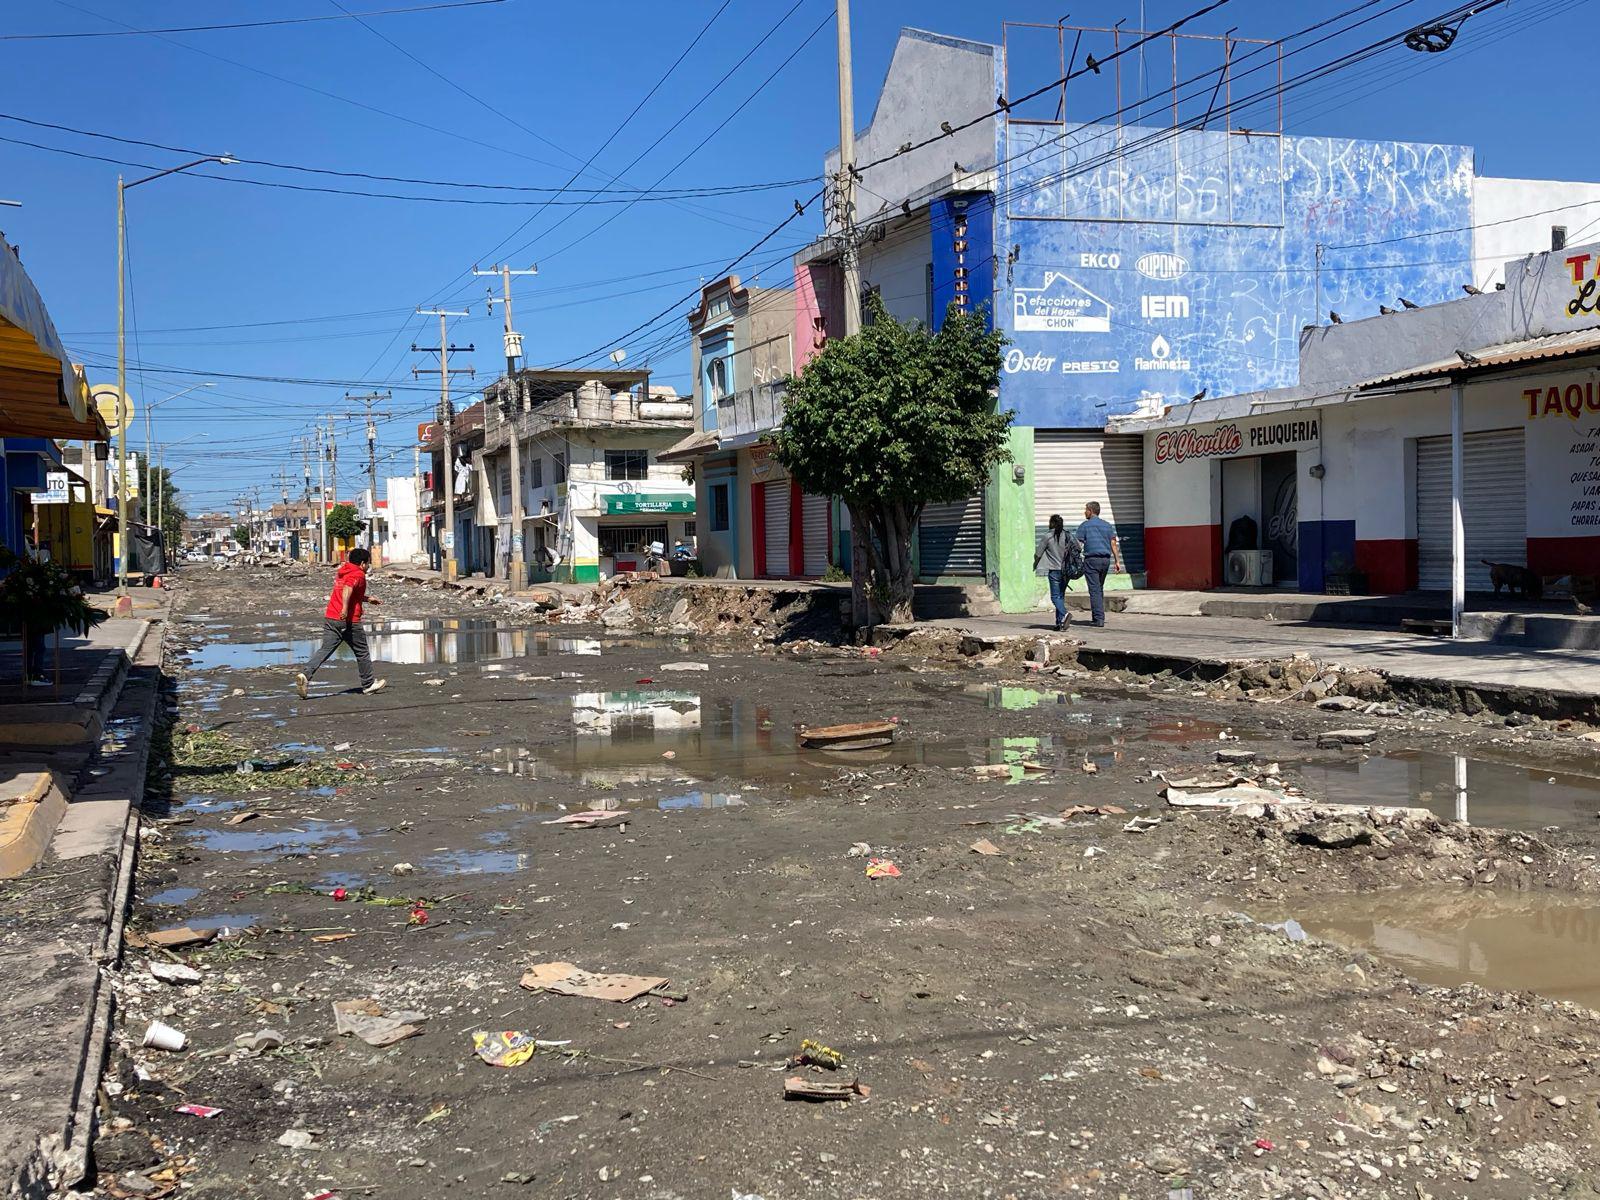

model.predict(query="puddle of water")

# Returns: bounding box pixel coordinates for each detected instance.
[660,791,748,810]
[420,848,529,875]
[187,620,601,670]
[276,741,326,755]
[1270,888,1600,1010]
[187,823,358,854]
[1298,750,1600,831]
[146,887,200,906]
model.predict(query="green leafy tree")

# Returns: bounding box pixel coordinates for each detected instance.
[773,293,1011,625]
[230,524,252,549]
[145,466,187,555]
[324,502,364,543]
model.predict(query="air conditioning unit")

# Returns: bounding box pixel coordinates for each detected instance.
[1225,549,1263,586]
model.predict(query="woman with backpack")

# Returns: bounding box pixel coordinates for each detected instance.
[1033,513,1083,632]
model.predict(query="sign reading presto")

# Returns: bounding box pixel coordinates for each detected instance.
[603,493,694,515]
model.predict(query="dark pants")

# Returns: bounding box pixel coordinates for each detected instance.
[25,630,47,680]
[1084,555,1111,626]
[1046,570,1068,628]
[304,618,373,687]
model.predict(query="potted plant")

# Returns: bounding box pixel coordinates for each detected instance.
[0,545,109,683]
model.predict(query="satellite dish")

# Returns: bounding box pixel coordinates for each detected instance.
[91,384,134,431]
[609,349,627,365]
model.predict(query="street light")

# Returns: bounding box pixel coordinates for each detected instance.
[144,383,213,526]
[117,154,234,596]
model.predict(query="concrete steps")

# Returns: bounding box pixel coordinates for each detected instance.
[913,584,1001,620]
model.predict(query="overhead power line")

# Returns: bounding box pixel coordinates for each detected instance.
[0,1,504,40]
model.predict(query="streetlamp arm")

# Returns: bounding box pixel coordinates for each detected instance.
[126,155,236,190]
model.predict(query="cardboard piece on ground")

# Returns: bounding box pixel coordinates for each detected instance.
[520,961,669,1003]
[542,811,628,829]
[1162,782,1290,809]
[784,1074,870,1101]
[332,998,426,1047]
[146,926,218,949]
[969,839,1002,856]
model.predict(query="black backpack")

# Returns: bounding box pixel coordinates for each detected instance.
[1061,533,1085,582]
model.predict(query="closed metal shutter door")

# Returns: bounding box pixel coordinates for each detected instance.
[1034,431,1145,572]
[920,493,985,576]
[762,481,791,578]
[801,493,830,576]
[1416,429,1526,591]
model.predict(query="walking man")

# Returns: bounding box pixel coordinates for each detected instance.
[295,547,386,697]
[1075,501,1123,628]
[1033,513,1078,631]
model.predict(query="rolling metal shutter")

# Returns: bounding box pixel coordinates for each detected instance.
[1034,431,1145,572]
[920,493,985,576]
[1416,429,1526,591]
[762,481,791,578]
[801,493,830,577]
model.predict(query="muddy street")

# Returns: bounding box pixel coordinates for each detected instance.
[100,566,1600,1199]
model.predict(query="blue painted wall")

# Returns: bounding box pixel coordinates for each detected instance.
[993,123,1476,427]
[930,192,996,332]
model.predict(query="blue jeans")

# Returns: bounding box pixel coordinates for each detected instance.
[1084,555,1111,625]
[1047,570,1067,628]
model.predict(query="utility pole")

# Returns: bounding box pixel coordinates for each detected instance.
[413,309,474,581]
[315,423,328,562]
[344,390,393,549]
[835,0,862,338]
[475,264,535,588]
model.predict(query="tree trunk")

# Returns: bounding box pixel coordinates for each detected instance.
[884,502,917,624]
[846,500,871,638]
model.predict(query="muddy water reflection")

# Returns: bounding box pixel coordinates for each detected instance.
[1286,889,1600,1009]
[1299,750,1600,830]
[188,620,600,670]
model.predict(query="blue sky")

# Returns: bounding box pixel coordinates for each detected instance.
[2,0,1591,513]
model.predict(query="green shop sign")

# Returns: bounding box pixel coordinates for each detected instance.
[603,492,694,515]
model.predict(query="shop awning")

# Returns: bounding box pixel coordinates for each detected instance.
[1359,327,1600,389]
[657,428,719,464]
[0,238,103,439]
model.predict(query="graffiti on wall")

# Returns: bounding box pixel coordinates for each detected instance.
[995,123,1475,427]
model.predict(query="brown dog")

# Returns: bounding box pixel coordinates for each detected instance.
[1482,560,1544,600]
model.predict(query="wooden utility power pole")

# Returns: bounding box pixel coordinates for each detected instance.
[344,390,392,548]
[413,309,474,581]
[835,0,870,629]
[475,264,535,587]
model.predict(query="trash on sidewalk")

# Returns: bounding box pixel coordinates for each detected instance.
[472,1029,538,1068]
[148,961,201,986]
[174,1103,223,1118]
[799,721,896,750]
[142,1021,187,1052]
[1161,776,1293,810]
[969,838,1002,856]
[542,810,628,829]
[521,961,669,1003]
[332,998,426,1047]
[791,1039,844,1069]
[144,925,217,949]
[846,841,872,857]
[234,1028,284,1055]
[865,858,901,879]
[784,1074,870,1101]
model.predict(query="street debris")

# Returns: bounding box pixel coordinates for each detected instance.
[143,925,217,949]
[800,721,896,750]
[792,1039,844,1069]
[969,838,1002,856]
[147,961,201,985]
[1317,727,1378,747]
[472,1029,538,1068]
[1061,804,1126,819]
[276,1128,318,1151]
[223,811,258,826]
[784,1075,870,1101]
[542,810,628,829]
[846,841,872,857]
[1161,776,1294,810]
[865,858,901,879]
[234,1028,284,1055]
[521,961,670,1003]
[332,997,426,1046]
[391,861,415,875]
[141,1020,187,1052]
[174,1104,223,1118]
[660,661,710,671]
[1122,815,1162,833]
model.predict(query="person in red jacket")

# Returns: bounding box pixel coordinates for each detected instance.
[295,548,386,697]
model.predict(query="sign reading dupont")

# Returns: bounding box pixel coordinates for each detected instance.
[1135,251,1188,281]
[1012,271,1111,333]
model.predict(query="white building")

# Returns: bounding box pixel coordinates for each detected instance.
[383,474,424,564]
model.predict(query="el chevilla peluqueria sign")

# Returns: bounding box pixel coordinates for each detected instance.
[1152,414,1321,466]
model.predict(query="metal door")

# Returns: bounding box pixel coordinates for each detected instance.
[1033,431,1145,572]
[1416,429,1526,591]
[762,481,791,578]
[919,493,985,576]
[801,493,830,576]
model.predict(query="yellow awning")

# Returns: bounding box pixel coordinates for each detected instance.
[0,235,101,439]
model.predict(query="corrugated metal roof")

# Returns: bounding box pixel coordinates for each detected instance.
[1360,327,1600,388]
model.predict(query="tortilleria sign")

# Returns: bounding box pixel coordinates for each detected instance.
[603,493,694,515]
[1153,415,1319,465]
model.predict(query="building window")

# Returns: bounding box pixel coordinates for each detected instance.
[527,457,543,489]
[1554,225,1569,252]
[554,452,567,484]
[599,524,667,556]
[709,482,730,532]
[498,463,510,500]
[707,356,729,400]
[605,449,648,481]
[682,522,696,540]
